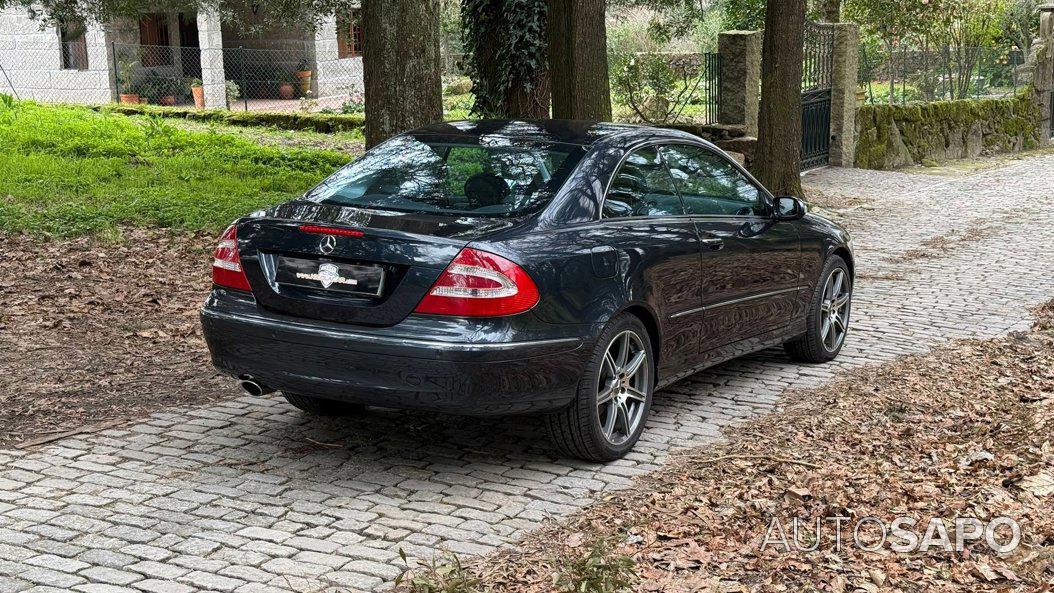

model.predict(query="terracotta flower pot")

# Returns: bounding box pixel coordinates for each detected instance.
[279,83,295,100]
[159,95,176,106]
[119,93,140,105]
[191,85,205,109]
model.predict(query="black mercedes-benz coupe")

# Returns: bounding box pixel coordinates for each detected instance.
[201,119,853,461]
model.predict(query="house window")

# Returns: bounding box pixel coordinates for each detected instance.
[59,20,88,70]
[139,13,172,66]
[337,9,364,58]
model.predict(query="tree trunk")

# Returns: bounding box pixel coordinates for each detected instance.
[752,0,805,197]
[362,0,444,148]
[462,0,550,119]
[823,0,840,23]
[548,0,611,120]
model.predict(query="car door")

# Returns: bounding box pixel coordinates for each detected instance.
[659,143,801,355]
[598,145,704,377]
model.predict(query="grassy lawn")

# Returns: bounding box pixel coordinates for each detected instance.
[0,100,354,238]
[129,114,367,154]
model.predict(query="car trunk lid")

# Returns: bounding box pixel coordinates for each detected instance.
[237,202,519,326]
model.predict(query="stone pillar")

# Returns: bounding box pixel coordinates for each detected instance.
[829,23,860,167]
[1037,4,1054,144]
[718,30,762,136]
[314,15,339,100]
[196,9,227,109]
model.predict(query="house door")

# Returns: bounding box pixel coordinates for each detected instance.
[178,13,201,79]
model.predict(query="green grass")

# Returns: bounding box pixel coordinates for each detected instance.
[0,100,352,237]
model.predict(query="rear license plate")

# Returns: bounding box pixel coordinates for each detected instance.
[275,256,385,297]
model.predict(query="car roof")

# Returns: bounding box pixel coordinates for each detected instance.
[405,119,708,149]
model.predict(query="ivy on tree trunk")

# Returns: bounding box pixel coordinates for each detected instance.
[461,0,550,119]
[548,0,612,121]
[752,0,805,197]
[362,0,444,148]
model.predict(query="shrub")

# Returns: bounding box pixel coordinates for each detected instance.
[99,103,366,134]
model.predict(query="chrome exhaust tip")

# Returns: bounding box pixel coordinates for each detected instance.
[238,376,275,397]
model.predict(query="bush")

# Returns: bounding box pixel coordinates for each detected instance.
[443,76,474,96]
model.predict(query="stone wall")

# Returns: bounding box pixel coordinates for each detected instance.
[854,93,1043,169]
[0,7,113,104]
[314,15,364,102]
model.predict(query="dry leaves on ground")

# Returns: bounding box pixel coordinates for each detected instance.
[440,301,1054,593]
[0,228,233,447]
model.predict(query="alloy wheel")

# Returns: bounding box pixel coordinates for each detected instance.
[595,330,650,446]
[819,268,851,352]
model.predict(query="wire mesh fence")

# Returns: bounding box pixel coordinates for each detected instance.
[0,40,113,104]
[859,45,1027,105]
[611,51,722,125]
[112,43,199,106]
[221,44,365,112]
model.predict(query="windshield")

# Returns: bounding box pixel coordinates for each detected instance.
[305,135,585,217]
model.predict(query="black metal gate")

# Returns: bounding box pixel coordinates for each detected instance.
[801,22,835,170]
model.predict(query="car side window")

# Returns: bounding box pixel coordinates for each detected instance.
[603,146,685,218]
[661,145,766,216]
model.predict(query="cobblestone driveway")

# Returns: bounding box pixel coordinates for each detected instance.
[2,155,1053,593]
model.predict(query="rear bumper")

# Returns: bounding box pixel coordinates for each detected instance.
[200,290,595,415]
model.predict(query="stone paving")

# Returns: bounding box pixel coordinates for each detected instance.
[2,154,1053,593]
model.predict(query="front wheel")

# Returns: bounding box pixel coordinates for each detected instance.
[545,314,654,462]
[784,255,852,363]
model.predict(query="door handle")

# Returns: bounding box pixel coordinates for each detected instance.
[700,238,724,250]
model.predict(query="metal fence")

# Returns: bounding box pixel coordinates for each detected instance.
[222,45,364,112]
[110,43,365,112]
[859,45,1026,104]
[112,43,199,107]
[802,22,835,92]
[0,40,113,104]
[612,51,722,125]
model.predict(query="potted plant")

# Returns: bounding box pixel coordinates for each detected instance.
[188,78,205,109]
[294,58,313,95]
[279,71,296,100]
[157,75,177,106]
[117,58,140,104]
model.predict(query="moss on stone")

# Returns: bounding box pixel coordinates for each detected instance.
[855,90,1043,169]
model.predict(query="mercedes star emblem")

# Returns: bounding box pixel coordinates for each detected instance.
[319,235,337,254]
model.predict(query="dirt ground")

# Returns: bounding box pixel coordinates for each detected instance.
[427,302,1054,592]
[0,228,233,447]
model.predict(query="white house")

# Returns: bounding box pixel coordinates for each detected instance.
[0,6,365,111]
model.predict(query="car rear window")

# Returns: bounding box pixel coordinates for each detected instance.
[305,135,586,217]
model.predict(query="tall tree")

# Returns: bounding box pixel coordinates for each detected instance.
[362,0,444,147]
[752,0,806,196]
[548,0,612,120]
[461,0,550,119]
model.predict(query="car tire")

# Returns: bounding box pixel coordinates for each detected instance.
[282,392,366,416]
[784,255,852,363]
[545,314,654,462]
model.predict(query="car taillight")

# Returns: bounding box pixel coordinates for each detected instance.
[212,224,252,292]
[414,248,539,317]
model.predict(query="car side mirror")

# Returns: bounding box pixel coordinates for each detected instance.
[774,196,806,221]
